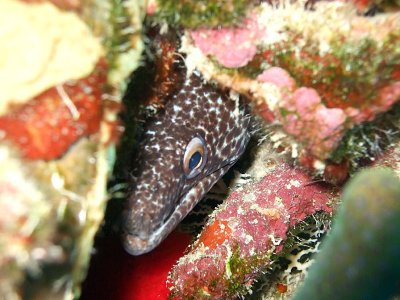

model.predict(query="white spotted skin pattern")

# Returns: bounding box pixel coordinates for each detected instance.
[123,70,251,255]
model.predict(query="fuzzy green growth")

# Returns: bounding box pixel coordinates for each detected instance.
[154,0,249,29]
[271,213,331,263]
[294,167,400,300]
[215,29,400,104]
[103,0,134,76]
[330,103,400,170]
[224,245,270,298]
[261,30,400,109]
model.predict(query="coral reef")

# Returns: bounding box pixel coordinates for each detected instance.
[373,137,400,177]
[131,1,400,299]
[294,167,400,300]
[330,102,400,170]
[0,0,102,110]
[99,0,146,92]
[2,0,398,299]
[82,2,399,298]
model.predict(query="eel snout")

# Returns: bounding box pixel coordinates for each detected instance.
[122,182,181,255]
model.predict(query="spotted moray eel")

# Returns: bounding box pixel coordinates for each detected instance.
[122,69,252,255]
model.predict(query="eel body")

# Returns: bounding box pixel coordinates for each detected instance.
[123,69,252,255]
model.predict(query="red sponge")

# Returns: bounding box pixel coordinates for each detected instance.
[81,230,192,300]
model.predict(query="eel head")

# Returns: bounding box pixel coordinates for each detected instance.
[122,70,251,255]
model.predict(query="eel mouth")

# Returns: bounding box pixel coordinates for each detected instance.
[122,183,206,255]
[123,211,180,255]
[122,191,198,255]
[122,166,230,255]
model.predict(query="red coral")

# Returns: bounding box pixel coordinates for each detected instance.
[196,220,232,251]
[0,59,107,160]
[81,231,192,300]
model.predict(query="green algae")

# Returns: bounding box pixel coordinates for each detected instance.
[330,103,400,170]
[154,0,249,29]
[224,245,271,298]
[259,29,400,109]
[104,0,135,76]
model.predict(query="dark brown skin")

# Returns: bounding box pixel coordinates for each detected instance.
[122,69,252,255]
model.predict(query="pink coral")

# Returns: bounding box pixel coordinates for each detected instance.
[257,66,400,163]
[375,82,400,114]
[257,67,296,90]
[257,71,349,159]
[279,87,347,159]
[190,17,265,68]
[344,81,400,123]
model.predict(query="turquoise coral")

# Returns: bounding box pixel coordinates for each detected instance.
[294,167,400,300]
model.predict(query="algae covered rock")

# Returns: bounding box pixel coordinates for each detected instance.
[168,159,338,299]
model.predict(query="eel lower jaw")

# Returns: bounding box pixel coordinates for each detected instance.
[123,209,182,255]
[122,189,200,255]
[123,166,230,256]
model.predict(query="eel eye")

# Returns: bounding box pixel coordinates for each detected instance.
[183,136,207,179]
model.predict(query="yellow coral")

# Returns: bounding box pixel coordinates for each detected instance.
[0,0,103,113]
